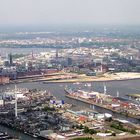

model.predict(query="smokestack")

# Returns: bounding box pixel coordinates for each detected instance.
[103,83,107,95]
[117,90,119,97]
[101,60,103,72]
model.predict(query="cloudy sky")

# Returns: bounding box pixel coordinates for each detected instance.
[0,0,140,26]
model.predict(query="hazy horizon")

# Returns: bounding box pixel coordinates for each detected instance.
[0,24,140,33]
[0,0,140,27]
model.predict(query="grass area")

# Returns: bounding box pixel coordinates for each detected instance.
[72,125,98,135]
[110,122,137,134]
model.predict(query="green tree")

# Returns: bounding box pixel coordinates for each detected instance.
[83,126,90,133]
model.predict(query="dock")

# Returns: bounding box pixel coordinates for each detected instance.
[65,93,140,121]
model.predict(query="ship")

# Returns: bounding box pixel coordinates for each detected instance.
[65,86,140,122]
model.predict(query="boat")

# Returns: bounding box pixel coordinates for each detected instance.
[73,82,81,85]
[85,83,91,87]
[64,87,140,121]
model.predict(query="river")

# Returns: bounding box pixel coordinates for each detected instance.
[1,79,140,99]
[0,47,55,56]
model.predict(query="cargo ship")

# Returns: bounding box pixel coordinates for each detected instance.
[65,86,140,122]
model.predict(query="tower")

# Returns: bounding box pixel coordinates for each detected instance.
[56,49,58,59]
[117,90,119,97]
[9,53,13,66]
[100,60,103,72]
[15,85,17,118]
[104,83,107,95]
[67,57,73,66]
[31,50,34,60]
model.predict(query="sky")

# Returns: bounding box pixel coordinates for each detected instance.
[0,0,140,26]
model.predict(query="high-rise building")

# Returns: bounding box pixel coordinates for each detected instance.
[67,58,73,66]
[56,49,59,59]
[9,53,13,66]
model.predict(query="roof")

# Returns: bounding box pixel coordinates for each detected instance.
[78,116,87,121]
[40,130,54,138]
[116,119,129,124]
[49,133,66,139]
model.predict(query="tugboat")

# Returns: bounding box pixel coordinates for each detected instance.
[0,131,19,140]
